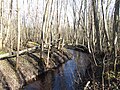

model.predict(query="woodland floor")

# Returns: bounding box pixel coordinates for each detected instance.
[0,47,72,90]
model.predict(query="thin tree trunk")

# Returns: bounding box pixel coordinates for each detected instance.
[101,0,110,48]
[16,0,21,70]
[40,0,49,59]
[56,0,59,49]
[72,0,77,45]
[46,0,53,68]
[113,0,119,75]
[9,0,13,52]
[92,0,101,52]
[0,0,3,50]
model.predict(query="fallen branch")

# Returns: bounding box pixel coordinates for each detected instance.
[0,46,40,59]
[84,81,90,90]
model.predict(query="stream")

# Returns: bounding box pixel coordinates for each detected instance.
[24,50,91,90]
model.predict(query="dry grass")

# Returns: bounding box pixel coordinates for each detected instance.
[0,60,20,89]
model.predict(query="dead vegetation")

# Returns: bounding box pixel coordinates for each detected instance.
[0,47,72,89]
[0,0,119,89]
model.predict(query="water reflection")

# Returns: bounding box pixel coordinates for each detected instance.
[53,59,77,90]
[25,50,90,90]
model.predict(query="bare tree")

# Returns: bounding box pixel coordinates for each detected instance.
[113,0,119,75]
[0,0,3,50]
[56,0,62,49]
[101,0,110,49]
[40,0,49,59]
[46,0,54,67]
[72,0,77,45]
[16,0,21,69]
[92,0,101,52]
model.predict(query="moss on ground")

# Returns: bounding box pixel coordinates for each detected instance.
[0,51,6,54]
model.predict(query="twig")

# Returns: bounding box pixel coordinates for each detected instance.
[84,81,90,90]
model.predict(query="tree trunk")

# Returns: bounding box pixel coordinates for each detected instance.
[92,0,101,52]
[101,0,110,49]
[41,0,49,59]
[0,0,3,50]
[16,0,21,70]
[113,0,119,75]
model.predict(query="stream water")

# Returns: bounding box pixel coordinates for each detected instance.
[24,50,91,90]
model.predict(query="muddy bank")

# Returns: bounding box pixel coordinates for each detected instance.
[0,47,72,89]
[24,49,93,90]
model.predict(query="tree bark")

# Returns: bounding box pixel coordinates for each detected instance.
[0,0,3,50]
[41,0,49,59]
[16,0,21,70]
[113,0,119,75]
[101,0,110,49]
[92,0,101,52]
[0,46,40,59]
